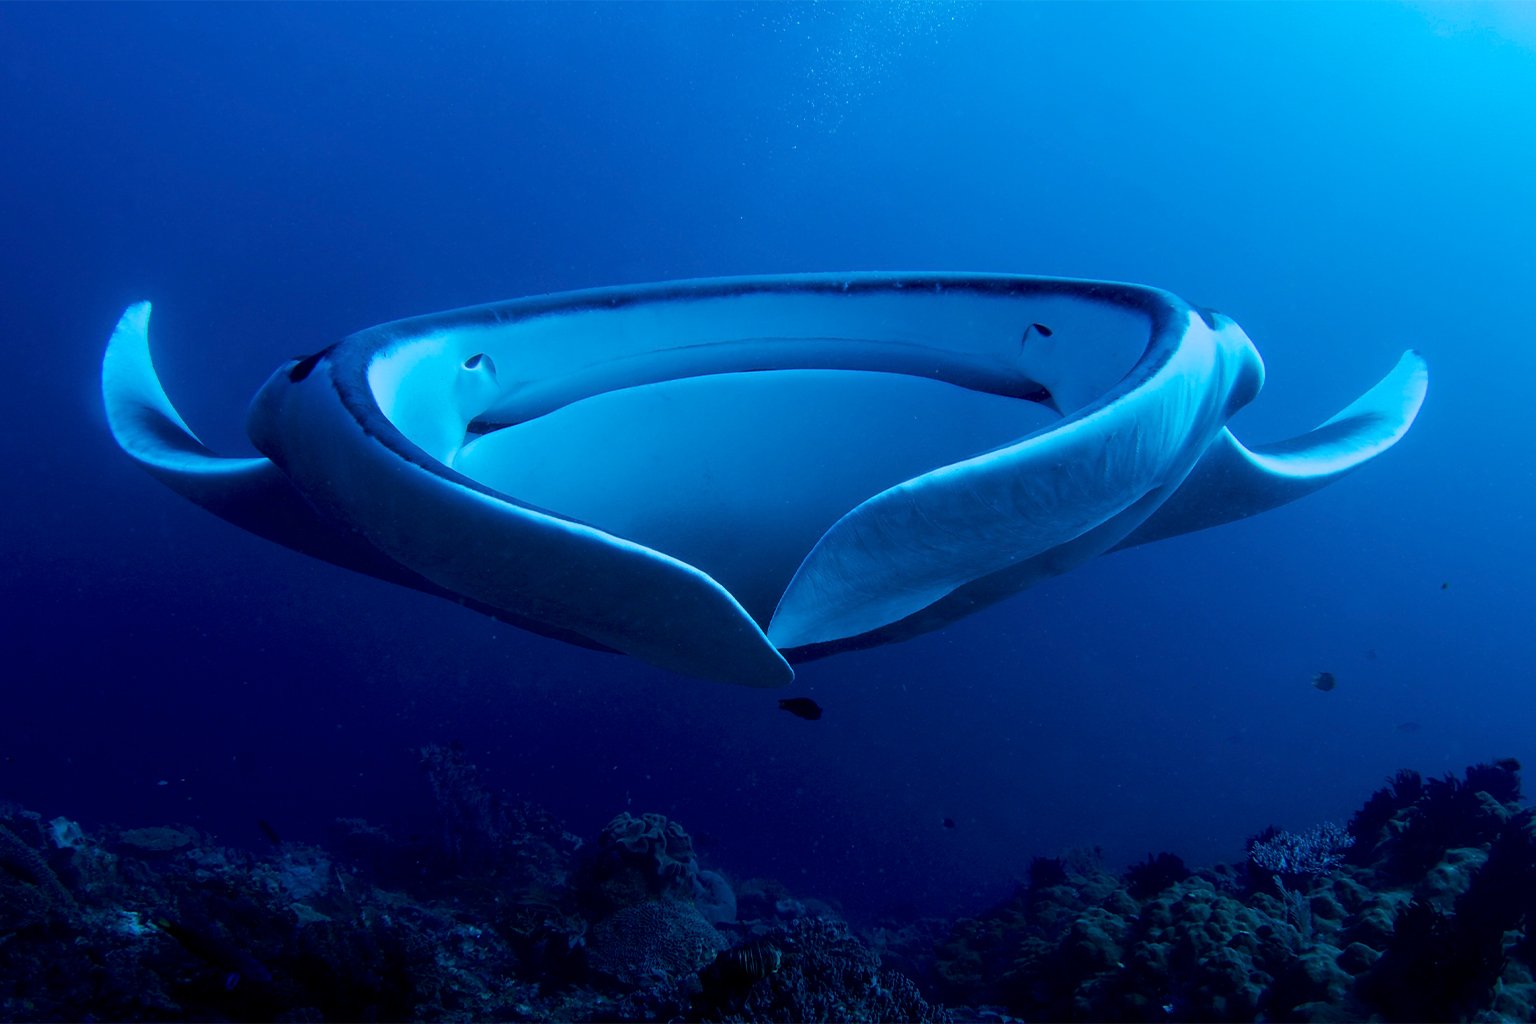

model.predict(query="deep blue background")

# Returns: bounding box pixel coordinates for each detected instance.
[3,2,1533,921]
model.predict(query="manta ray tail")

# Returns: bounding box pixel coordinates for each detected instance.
[1115,349,1428,549]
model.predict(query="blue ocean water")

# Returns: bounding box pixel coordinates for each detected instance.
[2,0,1533,936]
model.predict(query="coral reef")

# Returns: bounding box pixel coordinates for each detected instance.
[576,810,700,913]
[586,898,727,987]
[694,868,738,925]
[417,743,576,890]
[0,816,77,914]
[936,760,1536,1022]
[1249,821,1355,878]
[695,917,950,1022]
[3,756,1531,1021]
[1123,851,1191,900]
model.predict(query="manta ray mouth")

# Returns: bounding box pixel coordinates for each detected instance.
[454,368,1060,626]
[357,287,1153,627]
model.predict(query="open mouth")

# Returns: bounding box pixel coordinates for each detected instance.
[452,365,1059,625]
[363,281,1154,627]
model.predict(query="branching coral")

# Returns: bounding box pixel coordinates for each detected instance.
[0,820,76,914]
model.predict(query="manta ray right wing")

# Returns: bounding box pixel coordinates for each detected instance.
[1114,349,1428,550]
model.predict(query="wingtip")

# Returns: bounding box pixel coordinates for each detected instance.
[101,300,206,463]
[103,302,152,375]
[1392,349,1429,418]
[103,302,156,430]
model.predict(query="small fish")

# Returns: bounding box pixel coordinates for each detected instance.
[707,938,783,985]
[1395,721,1422,733]
[942,817,957,830]
[257,819,282,847]
[777,697,823,721]
[1441,582,1449,590]
[1311,671,1337,692]
[1018,323,1056,403]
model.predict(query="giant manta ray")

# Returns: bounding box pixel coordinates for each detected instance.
[103,274,1427,686]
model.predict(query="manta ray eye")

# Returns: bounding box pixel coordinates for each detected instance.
[463,353,496,376]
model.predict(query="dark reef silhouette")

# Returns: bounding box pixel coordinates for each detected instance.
[1,752,1532,1021]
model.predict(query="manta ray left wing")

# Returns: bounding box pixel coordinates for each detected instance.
[102,302,622,654]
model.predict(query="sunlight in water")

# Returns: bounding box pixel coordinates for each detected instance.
[1408,0,1536,49]
[748,2,973,134]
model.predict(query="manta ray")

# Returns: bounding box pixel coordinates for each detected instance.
[102,274,1426,686]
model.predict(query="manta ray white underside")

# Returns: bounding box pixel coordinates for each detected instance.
[102,274,1427,686]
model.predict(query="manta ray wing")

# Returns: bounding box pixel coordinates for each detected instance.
[766,307,1266,649]
[1113,349,1429,550]
[101,303,625,656]
[102,302,391,571]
